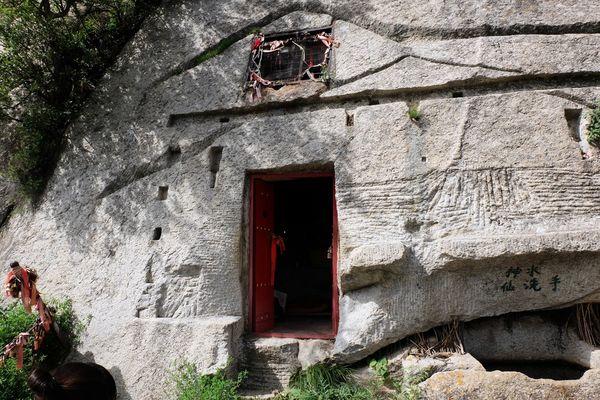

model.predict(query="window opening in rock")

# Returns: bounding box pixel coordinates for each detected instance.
[219,117,230,123]
[157,186,169,200]
[480,360,586,380]
[152,227,162,240]
[346,112,354,127]
[245,27,337,100]
[565,108,582,142]
[452,91,464,98]
[250,173,338,339]
[209,146,223,189]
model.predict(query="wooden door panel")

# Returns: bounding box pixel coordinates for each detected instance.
[253,179,275,332]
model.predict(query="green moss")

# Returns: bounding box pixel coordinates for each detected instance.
[191,26,262,66]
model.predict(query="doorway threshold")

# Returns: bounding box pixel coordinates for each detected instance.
[255,316,335,340]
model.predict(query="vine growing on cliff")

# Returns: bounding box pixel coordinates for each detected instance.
[0,0,161,201]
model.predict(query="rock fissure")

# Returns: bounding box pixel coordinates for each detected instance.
[407,54,525,74]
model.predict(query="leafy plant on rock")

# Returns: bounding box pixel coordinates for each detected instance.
[587,100,600,146]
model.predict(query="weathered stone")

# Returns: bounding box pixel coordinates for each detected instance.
[408,34,600,75]
[330,20,408,85]
[420,369,600,400]
[402,355,446,376]
[324,56,516,99]
[262,11,332,34]
[240,338,301,393]
[71,317,243,400]
[340,242,408,292]
[463,314,600,369]
[442,353,485,372]
[297,339,333,369]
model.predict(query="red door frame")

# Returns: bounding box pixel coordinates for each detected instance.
[248,171,339,339]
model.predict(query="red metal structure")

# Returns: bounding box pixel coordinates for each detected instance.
[249,172,339,339]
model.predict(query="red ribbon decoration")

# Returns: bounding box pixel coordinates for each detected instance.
[271,235,285,286]
[2,265,53,369]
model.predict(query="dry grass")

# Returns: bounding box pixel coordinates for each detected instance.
[576,303,600,347]
[409,319,464,356]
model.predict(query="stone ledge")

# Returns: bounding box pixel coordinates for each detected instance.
[426,229,600,273]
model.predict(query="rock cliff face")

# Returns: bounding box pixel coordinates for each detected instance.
[1,1,600,398]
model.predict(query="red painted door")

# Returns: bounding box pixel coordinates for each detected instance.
[252,179,275,332]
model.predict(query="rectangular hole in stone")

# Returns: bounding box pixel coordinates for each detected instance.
[152,227,162,240]
[564,108,590,159]
[368,98,380,105]
[564,108,582,142]
[452,91,464,98]
[209,146,224,189]
[346,113,354,127]
[421,156,427,162]
[157,186,169,200]
[219,117,230,123]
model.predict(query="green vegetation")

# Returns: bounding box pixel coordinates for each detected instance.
[0,358,30,400]
[587,101,600,146]
[369,358,430,400]
[0,299,86,400]
[277,364,372,400]
[169,362,247,400]
[167,359,430,400]
[0,0,160,200]
[407,104,421,121]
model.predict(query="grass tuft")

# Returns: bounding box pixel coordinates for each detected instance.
[277,363,372,400]
[169,361,246,400]
[407,104,421,121]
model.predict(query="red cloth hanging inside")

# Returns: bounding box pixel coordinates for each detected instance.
[270,235,285,286]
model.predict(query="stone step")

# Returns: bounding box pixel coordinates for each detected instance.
[239,336,334,394]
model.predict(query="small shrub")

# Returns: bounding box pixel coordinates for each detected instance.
[407,104,421,121]
[369,358,389,382]
[169,361,246,400]
[0,299,86,400]
[587,101,600,146]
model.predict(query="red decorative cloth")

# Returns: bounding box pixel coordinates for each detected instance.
[1,264,53,368]
[270,235,286,286]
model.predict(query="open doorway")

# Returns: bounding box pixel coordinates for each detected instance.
[249,173,338,339]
